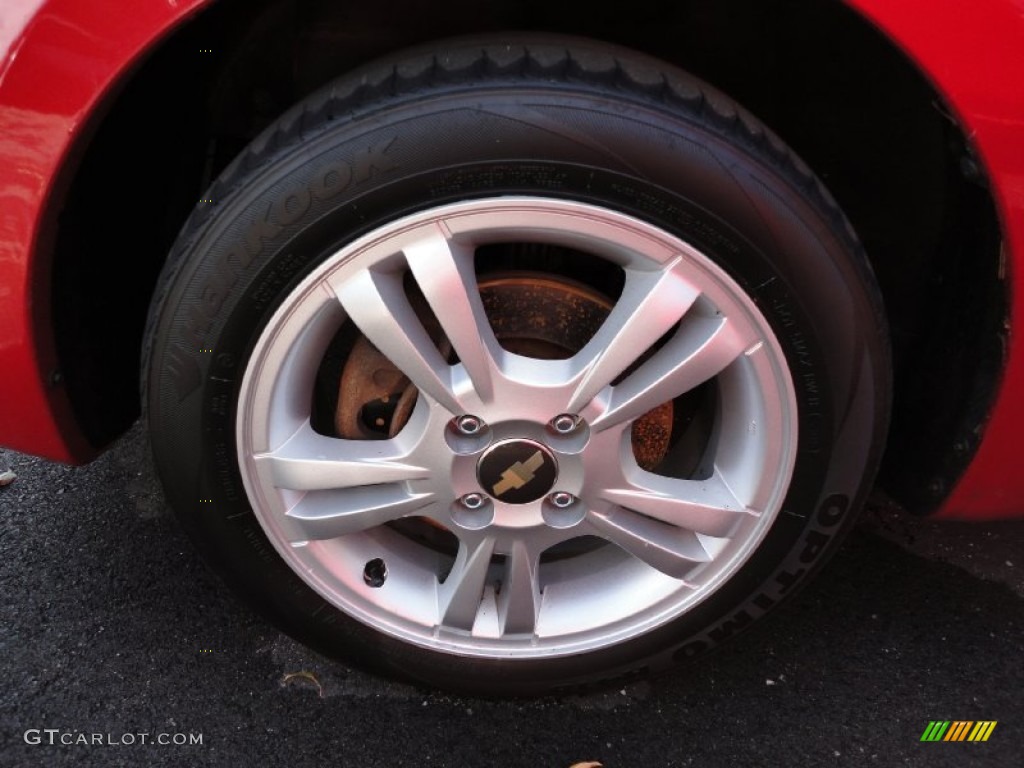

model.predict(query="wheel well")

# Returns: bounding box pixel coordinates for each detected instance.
[50,0,1005,513]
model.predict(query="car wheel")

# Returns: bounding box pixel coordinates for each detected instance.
[144,35,890,694]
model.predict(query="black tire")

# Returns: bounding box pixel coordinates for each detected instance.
[144,34,890,695]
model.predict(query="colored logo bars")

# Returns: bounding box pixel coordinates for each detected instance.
[920,721,997,742]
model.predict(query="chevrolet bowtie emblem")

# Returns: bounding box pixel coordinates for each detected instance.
[477,439,557,504]
[492,450,545,496]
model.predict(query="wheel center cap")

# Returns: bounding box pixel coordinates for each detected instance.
[477,439,558,504]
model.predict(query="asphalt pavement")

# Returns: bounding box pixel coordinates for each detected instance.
[1,424,1022,767]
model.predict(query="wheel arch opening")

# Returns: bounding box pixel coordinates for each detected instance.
[49,0,1005,513]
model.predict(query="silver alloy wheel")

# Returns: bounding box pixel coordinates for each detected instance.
[236,197,798,658]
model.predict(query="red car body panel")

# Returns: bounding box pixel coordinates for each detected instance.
[848,0,1024,519]
[0,0,209,463]
[0,0,1021,518]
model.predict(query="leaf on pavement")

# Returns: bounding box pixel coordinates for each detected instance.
[281,670,325,698]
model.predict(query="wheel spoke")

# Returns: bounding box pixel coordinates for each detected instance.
[497,540,541,636]
[405,227,498,402]
[330,267,462,413]
[587,508,711,579]
[568,261,699,412]
[285,485,435,541]
[601,468,752,538]
[254,423,429,492]
[439,535,496,630]
[591,314,754,431]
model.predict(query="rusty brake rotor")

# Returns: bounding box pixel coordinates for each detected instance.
[334,274,674,470]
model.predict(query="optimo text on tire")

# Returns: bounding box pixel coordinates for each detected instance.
[145,35,890,695]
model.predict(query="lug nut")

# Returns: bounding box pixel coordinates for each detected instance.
[548,492,575,509]
[459,492,487,510]
[454,415,485,435]
[550,414,579,434]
